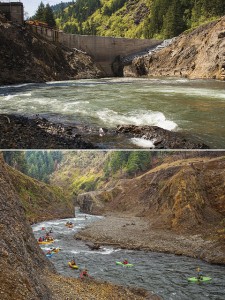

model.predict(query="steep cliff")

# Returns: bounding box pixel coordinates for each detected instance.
[0,17,101,85]
[125,17,225,81]
[0,154,55,300]
[78,155,225,233]
[6,163,74,223]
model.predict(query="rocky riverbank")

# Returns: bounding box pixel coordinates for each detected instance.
[0,114,209,149]
[75,214,225,265]
[0,16,101,85]
[124,17,225,80]
[43,271,160,300]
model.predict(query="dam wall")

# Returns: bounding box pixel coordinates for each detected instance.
[30,26,161,76]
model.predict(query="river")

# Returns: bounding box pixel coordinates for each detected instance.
[32,213,225,300]
[1,77,225,148]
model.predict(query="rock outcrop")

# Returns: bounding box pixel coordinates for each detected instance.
[78,155,225,233]
[0,154,55,300]
[0,18,101,85]
[125,17,225,80]
[76,155,225,264]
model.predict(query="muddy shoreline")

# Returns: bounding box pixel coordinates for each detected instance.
[75,215,225,265]
[0,114,209,149]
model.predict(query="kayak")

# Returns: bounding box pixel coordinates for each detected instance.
[38,240,54,245]
[46,253,53,258]
[68,262,79,269]
[188,277,212,282]
[116,262,133,267]
[51,248,60,253]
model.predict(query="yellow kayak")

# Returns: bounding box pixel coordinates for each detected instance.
[38,240,54,245]
[51,248,60,253]
[68,262,79,269]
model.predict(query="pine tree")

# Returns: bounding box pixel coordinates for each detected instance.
[34,1,46,22]
[44,4,56,27]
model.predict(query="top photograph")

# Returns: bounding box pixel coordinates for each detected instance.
[0,0,225,149]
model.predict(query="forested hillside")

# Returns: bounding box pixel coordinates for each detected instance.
[52,0,225,38]
[3,151,63,183]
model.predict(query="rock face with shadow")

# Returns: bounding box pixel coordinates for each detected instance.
[0,154,55,300]
[124,17,225,81]
[0,16,101,85]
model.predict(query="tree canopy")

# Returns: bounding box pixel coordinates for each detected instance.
[33,1,56,27]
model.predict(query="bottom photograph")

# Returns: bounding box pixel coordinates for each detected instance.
[0,150,225,300]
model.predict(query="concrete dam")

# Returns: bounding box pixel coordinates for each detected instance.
[29,26,162,76]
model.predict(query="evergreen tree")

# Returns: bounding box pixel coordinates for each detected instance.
[44,4,56,27]
[34,1,46,22]
[163,0,186,38]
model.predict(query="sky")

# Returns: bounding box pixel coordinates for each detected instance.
[0,0,70,17]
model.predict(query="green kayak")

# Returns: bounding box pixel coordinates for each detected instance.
[116,262,133,267]
[188,277,212,282]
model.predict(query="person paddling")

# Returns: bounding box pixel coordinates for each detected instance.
[70,259,77,266]
[123,259,129,265]
[80,268,91,279]
[197,267,203,280]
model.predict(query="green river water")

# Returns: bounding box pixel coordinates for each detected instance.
[0,77,224,148]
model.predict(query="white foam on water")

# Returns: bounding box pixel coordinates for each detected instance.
[97,109,177,131]
[130,138,156,149]
[0,83,34,89]
[4,93,31,100]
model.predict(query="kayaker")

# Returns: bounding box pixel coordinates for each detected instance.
[38,237,43,242]
[47,250,52,254]
[70,259,76,266]
[80,269,90,279]
[197,267,203,280]
[123,259,129,265]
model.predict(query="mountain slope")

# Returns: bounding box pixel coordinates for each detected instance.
[5,162,74,223]
[0,154,55,300]
[55,0,225,39]
[78,155,225,233]
[50,151,109,199]
[126,16,225,80]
